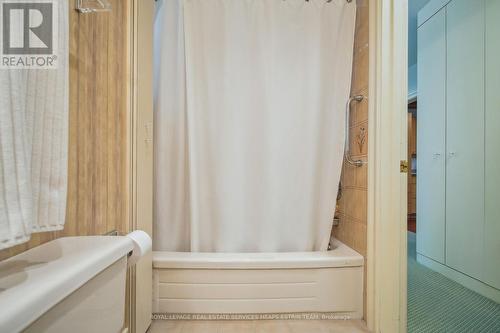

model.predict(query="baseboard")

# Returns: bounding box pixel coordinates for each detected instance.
[416,253,500,303]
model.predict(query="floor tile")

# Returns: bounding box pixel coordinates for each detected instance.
[180,321,221,333]
[407,232,500,332]
[148,320,183,333]
[220,320,255,333]
[287,320,329,333]
[255,320,292,333]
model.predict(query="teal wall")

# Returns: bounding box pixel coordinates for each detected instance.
[409,0,432,100]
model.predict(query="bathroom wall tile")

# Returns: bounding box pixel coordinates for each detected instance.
[342,219,355,249]
[354,26,369,54]
[333,214,353,246]
[356,0,370,29]
[353,222,367,256]
[332,216,346,241]
[349,121,369,157]
[338,218,356,253]
[342,163,356,188]
[353,95,369,126]
[342,163,368,190]
[335,171,344,218]
[335,56,369,241]
[354,164,368,189]
[333,0,368,318]
[351,47,369,95]
[342,189,368,224]
[354,8,369,52]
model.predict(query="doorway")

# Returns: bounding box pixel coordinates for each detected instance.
[407,0,500,331]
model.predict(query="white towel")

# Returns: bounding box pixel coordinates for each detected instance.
[0,0,69,250]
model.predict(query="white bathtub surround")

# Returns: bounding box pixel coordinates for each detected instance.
[0,232,152,332]
[0,0,69,250]
[154,0,356,252]
[153,239,364,318]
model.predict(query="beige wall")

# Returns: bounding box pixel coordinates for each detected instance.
[332,0,369,316]
[0,0,131,261]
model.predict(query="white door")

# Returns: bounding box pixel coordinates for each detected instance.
[445,0,485,280]
[416,8,446,264]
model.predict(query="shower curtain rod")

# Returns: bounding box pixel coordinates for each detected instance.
[303,0,354,2]
[154,0,354,2]
[287,0,354,2]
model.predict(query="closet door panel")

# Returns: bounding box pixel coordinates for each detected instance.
[416,9,447,263]
[485,0,500,290]
[446,0,485,280]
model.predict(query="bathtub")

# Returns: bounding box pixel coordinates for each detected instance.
[152,239,364,319]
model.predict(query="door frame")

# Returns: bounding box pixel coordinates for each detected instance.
[128,0,154,332]
[366,0,408,332]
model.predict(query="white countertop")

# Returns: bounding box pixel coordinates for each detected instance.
[0,236,134,332]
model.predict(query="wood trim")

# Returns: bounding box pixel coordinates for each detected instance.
[366,0,408,332]
[125,0,134,330]
[128,1,154,332]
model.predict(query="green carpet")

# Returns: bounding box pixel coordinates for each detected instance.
[407,232,500,333]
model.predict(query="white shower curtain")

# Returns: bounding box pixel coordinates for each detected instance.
[154,0,356,252]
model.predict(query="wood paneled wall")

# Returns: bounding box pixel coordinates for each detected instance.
[332,0,369,317]
[0,0,131,261]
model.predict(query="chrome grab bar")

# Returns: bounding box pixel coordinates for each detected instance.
[345,95,367,167]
